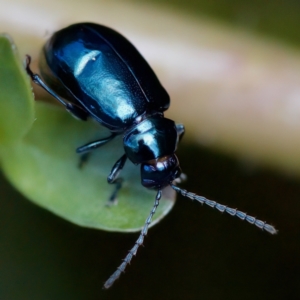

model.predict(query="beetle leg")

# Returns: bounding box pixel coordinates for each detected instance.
[76,133,117,154]
[76,133,118,168]
[107,154,128,183]
[173,124,186,181]
[65,103,90,121]
[106,178,123,206]
[25,55,89,121]
[176,124,185,142]
[175,124,185,149]
[106,154,128,204]
[77,153,91,169]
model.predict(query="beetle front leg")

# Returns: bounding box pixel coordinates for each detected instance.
[175,124,186,184]
[176,124,185,145]
[176,124,185,140]
[107,154,127,205]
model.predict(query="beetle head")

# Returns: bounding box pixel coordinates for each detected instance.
[141,154,181,189]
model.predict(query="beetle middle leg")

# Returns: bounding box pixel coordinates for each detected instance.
[106,154,127,205]
[76,133,117,154]
[76,133,118,168]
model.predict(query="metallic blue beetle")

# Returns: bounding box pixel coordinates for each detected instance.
[26,23,276,289]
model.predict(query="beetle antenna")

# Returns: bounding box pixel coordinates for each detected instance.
[103,189,162,289]
[170,183,277,235]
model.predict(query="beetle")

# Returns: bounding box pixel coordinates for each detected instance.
[25,22,277,289]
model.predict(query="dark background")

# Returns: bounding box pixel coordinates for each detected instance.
[1,144,299,299]
[1,0,300,299]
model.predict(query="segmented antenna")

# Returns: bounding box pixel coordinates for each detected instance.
[170,184,277,235]
[103,190,162,289]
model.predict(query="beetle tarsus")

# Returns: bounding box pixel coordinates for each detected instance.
[78,153,91,169]
[106,178,123,206]
[25,55,34,78]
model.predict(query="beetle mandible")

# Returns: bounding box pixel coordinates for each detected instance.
[25,22,277,289]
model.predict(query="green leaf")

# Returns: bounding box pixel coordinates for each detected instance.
[1,102,175,232]
[0,34,34,145]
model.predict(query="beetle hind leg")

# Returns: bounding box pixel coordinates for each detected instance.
[25,55,89,121]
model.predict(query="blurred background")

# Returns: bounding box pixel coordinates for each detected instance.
[1,0,300,299]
